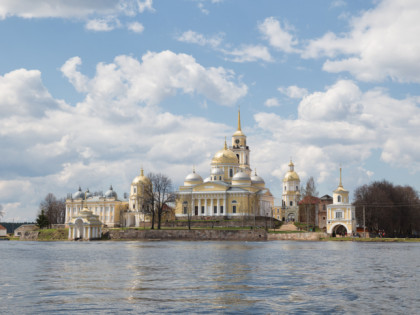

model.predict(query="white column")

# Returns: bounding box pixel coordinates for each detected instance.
[217,198,220,216]
[68,227,72,239]
[192,198,195,216]
[73,226,77,239]
[204,198,207,216]
[87,227,91,240]
[198,198,201,216]
[223,197,226,215]
[211,198,214,216]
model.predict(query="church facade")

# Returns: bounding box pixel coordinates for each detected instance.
[326,168,356,235]
[175,110,274,218]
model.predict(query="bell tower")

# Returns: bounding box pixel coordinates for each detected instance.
[230,108,251,175]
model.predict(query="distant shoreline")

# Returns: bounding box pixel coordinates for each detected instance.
[9,227,420,242]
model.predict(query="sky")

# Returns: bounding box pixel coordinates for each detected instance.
[1,0,419,221]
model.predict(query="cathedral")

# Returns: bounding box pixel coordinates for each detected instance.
[175,110,274,218]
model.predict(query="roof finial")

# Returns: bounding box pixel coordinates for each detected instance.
[339,164,343,187]
[224,137,227,149]
[140,166,144,176]
[237,106,241,131]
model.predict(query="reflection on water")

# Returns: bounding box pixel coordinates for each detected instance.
[1,241,419,314]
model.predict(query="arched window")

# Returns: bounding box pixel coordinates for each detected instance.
[338,196,341,202]
[229,169,233,177]
[183,201,188,214]
[236,154,240,162]
[290,201,293,206]
[284,186,287,191]
[232,200,237,214]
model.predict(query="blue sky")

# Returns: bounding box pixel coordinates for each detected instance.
[1,0,419,221]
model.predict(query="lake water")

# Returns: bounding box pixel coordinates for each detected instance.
[1,240,419,314]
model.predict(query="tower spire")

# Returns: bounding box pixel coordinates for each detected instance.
[224,137,227,149]
[237,107,241,131]
[339,166,343,188]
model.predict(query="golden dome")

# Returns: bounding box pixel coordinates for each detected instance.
[211,140,239,165]
[233,129,245,137]
[132,168,150,185]
[283,171,300,182]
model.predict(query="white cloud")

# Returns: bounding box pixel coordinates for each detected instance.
[223,45,273,63]
[85,17,121,32]
[303,0,420,83]
[127,21,144,33]
[0,0,154,19]
[258,17,298,53]
[264,97,280,107]
[61,51,247,108]
[0,68,64,117]
[298,80,361,121]
[253,79,420,188]
[0,52,248,220]
[177,30,223,48]
[278,85,308,99]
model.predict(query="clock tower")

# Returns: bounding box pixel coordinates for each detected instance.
[230,109,251,175]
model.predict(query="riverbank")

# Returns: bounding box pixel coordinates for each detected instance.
[12,227,420,242]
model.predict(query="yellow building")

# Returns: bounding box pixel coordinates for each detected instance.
[125,168,152,226]
[282,160,301,221]
[326,168,356,235]
[65,186,126,228]
[175,110,274,218]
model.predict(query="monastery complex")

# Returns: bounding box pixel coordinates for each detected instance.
[64,110,356,240]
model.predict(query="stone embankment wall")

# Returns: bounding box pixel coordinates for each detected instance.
[107,229,268,241]
[268,232,327,241]
[20,231,39,241]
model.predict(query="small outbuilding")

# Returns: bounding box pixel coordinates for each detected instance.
[68,206,102,240]
[0,224,7,237]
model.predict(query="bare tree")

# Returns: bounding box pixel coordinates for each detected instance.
[146,173,174,230]
[353,180,420,237]
[299,177,319,228]
[0,204,4,220]
[39,193,66,227]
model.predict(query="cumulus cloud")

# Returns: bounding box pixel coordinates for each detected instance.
[177,30,223,48]
[222,45,273,63]
[264,97,280,107]
[0,68,64,117]
[253,79,420,188]
[127,21,144,33]
[258,17,298,53]
[302,0,420,83]
[0,0,154,19]
[0,0,153,33]
[278,85,308,99]
[85,17,121,31]
[61,51,247,108]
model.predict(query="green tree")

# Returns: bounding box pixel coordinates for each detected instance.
[36,210,50,229]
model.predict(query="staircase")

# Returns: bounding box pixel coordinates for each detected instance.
[279,222,298,232]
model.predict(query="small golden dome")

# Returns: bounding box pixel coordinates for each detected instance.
[132,168,150,185]
[283,171,300,182]
[233,129,245,137]
[211,140,239,165]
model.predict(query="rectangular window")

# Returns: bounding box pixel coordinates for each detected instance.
[232,205,236,214]
[290,201,293,206]
[201,206,205,214]
[183,206,187,214]
[220,206,224,214]
[214,206,217,214]
[335,212,343,219]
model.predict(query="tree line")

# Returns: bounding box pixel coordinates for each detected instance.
[353,180,420,237]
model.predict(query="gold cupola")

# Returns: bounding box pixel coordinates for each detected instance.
[283,160,300,182]
[212,139,239,165]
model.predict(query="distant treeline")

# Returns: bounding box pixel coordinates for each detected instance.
[354,180,420,237]
[0,222,35,234]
